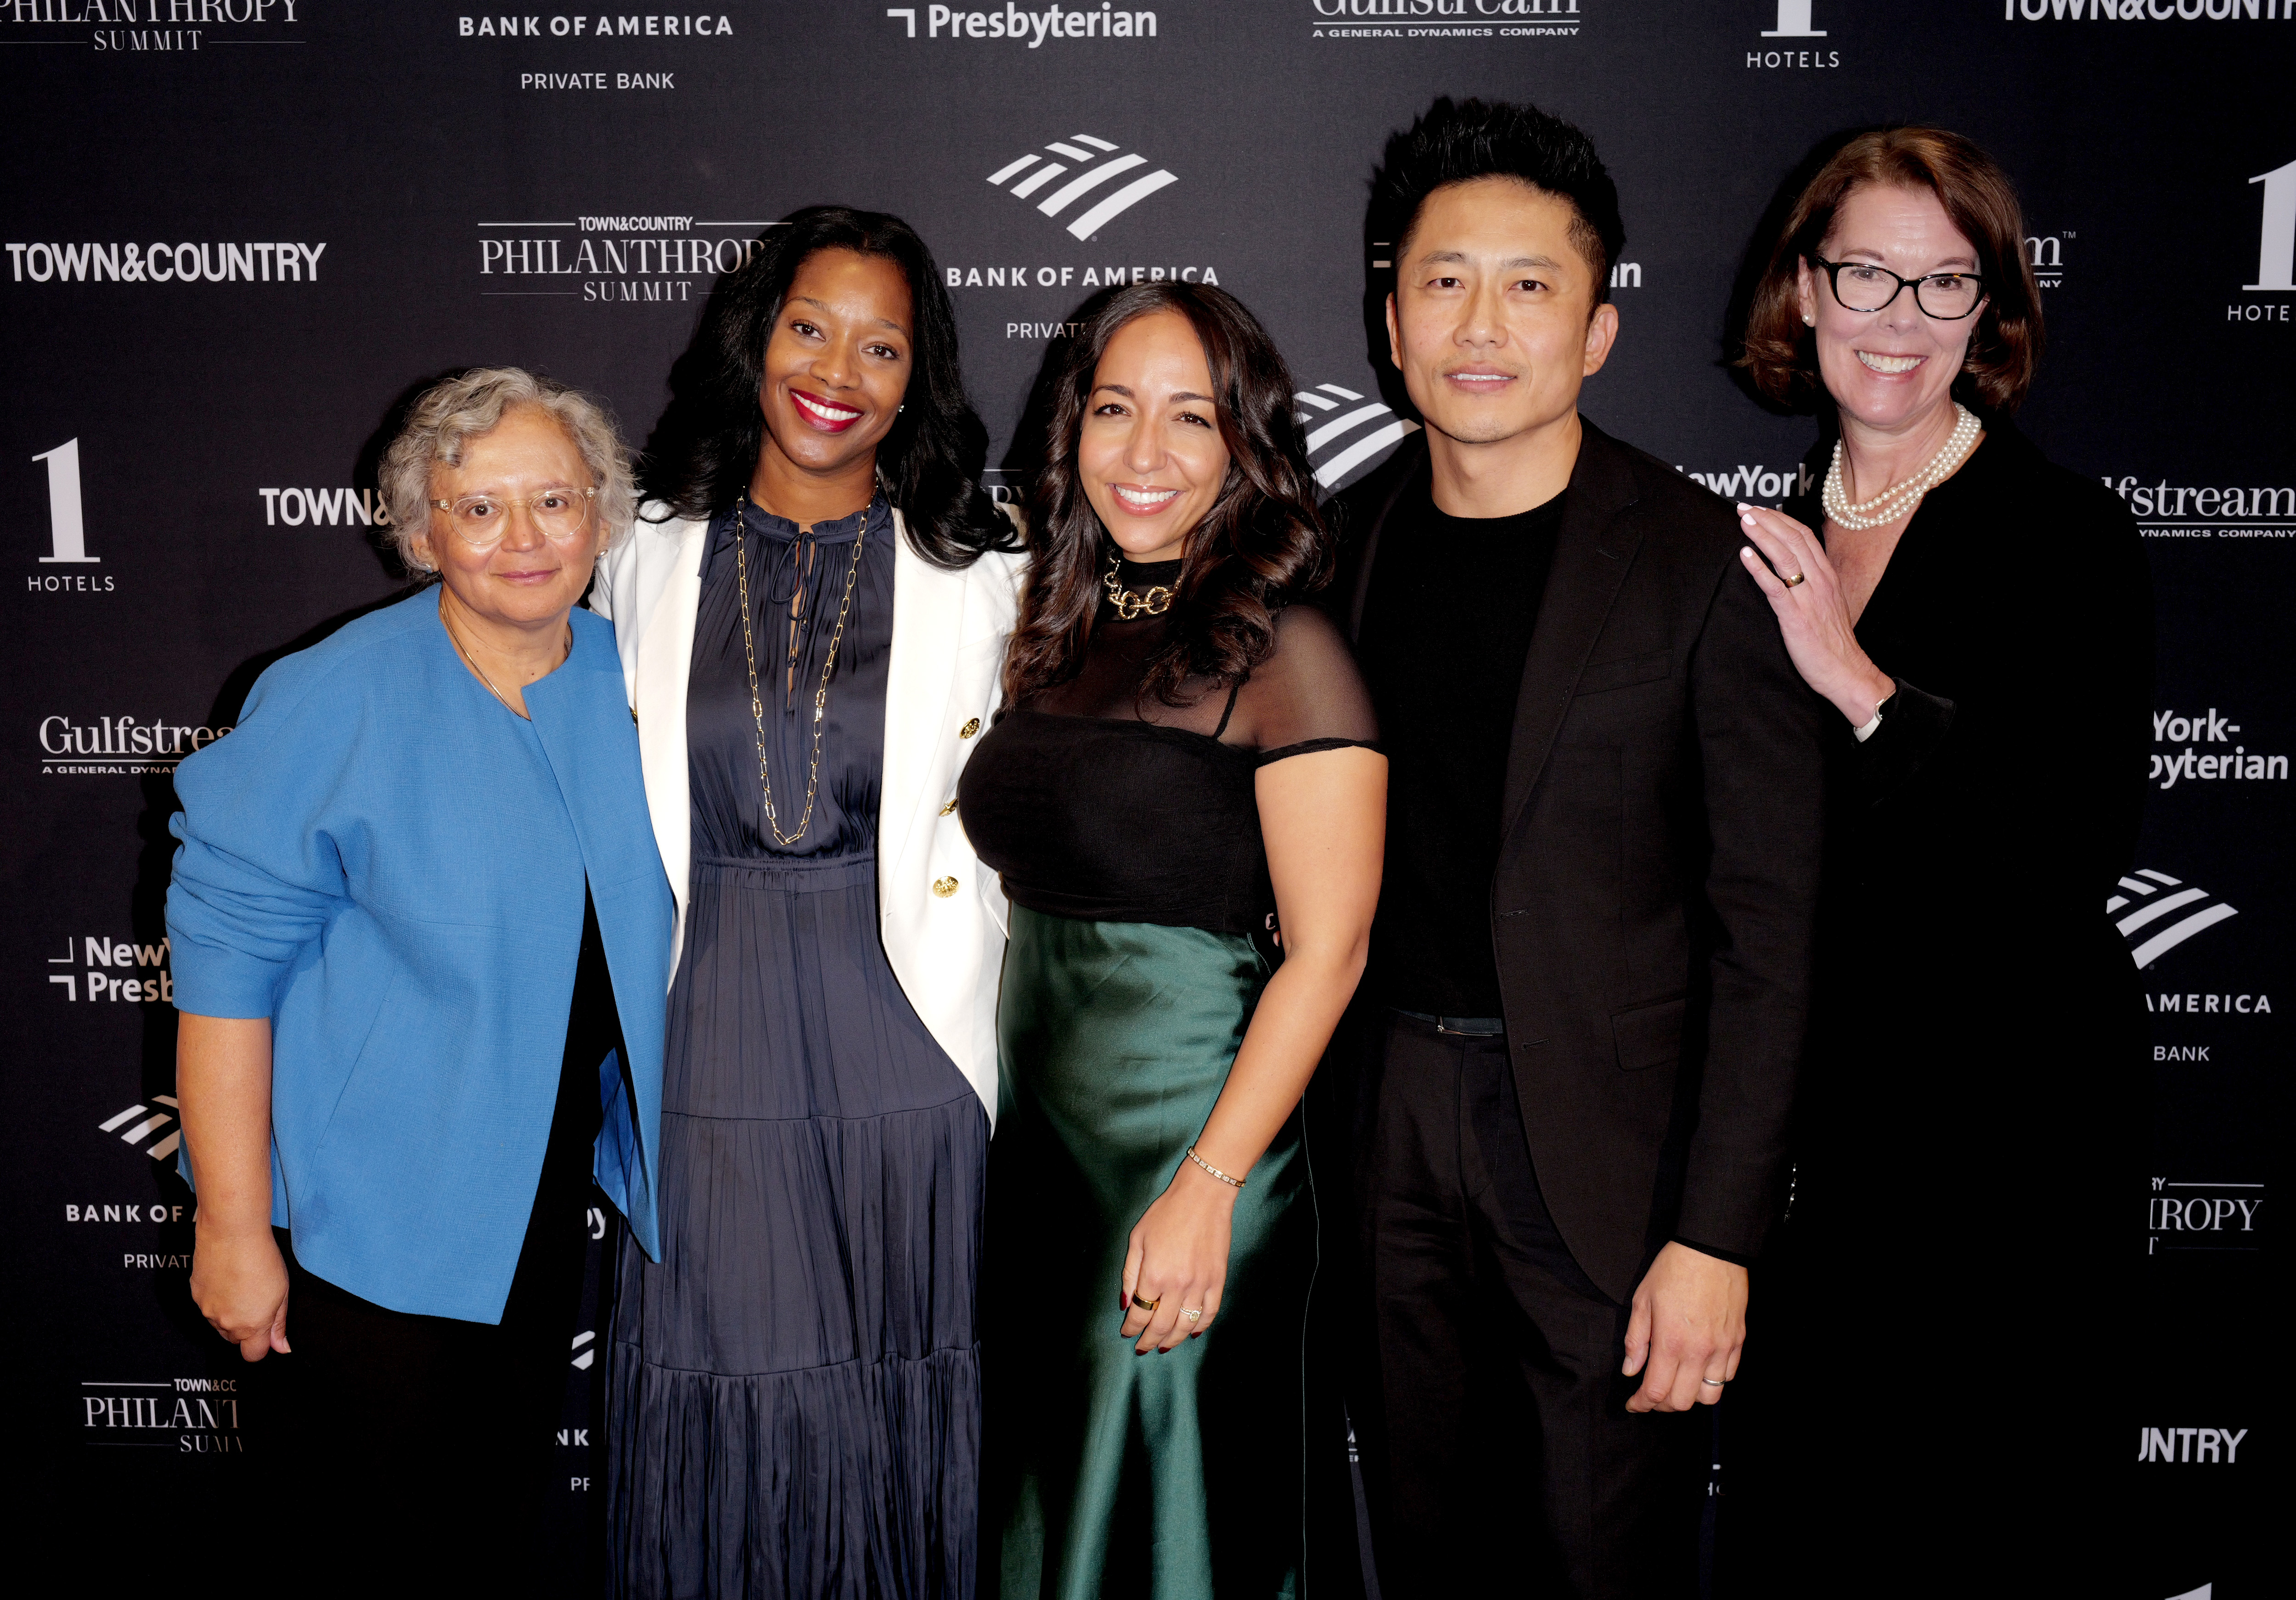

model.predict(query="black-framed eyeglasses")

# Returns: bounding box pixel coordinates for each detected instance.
[1809,254,1987,320]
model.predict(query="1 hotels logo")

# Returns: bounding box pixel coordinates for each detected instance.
[2234,157,2294,322]
[1748,0,1838,68]
[2108,869,2237,969]
[985,135,1177,241]
[25,436,110,592]
[1297,383,1418,491]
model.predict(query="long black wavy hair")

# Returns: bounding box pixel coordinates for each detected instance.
[1003,281,1331,708]
[637,206,1015,568]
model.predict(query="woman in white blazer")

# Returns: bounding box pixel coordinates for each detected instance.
[591,208,1024,1600]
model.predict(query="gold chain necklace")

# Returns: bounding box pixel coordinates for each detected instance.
[735,489,872,848]
[1102,544,1176,620]
[440,595,565,721]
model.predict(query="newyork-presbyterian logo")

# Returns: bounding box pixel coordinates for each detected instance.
[884,5,1162,42]
[51,932,174,1003]
[2109,869,2237,969]
[985,135,1178,242]
[2149,705,2287,790]
[1296,383,1418,491]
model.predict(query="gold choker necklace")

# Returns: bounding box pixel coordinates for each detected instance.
[1102,546,1176,620]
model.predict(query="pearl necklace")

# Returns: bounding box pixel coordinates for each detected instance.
[1822,403,1982,531]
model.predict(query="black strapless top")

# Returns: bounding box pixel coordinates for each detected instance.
[957,559,1377,937]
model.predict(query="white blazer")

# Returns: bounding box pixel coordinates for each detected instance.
[590,501,1025,1124]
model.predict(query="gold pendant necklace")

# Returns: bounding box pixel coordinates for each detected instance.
[735,489,872,847]
[1102,544,1176,620]
[440,596,564,721]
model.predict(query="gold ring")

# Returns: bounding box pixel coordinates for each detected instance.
[1130,1292,1160,1313]
[1781,571,1807,588]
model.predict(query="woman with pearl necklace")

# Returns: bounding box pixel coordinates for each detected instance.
[1718,127,2152,1596]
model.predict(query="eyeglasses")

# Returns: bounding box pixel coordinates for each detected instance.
[427,485,597,548]
[1809,255,1987,320]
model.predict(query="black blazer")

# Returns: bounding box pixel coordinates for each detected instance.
[1331,419,1828,1301]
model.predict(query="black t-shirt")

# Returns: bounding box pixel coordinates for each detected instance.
[1359,490,1565,1014]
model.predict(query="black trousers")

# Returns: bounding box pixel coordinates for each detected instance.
[259,1058,600,1597]
[1352,1012,1701,1600]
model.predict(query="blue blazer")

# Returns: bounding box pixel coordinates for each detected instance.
[167,592,673,1323]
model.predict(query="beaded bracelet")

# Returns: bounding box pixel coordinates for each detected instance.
[1185,1146,1245,1189]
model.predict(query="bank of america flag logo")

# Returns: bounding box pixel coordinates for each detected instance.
[98,1095,180,1162]
[571,1330,596,1371]
[2110,869,2237,969]
[1298,384,1418,491]
[986,134,1177,239]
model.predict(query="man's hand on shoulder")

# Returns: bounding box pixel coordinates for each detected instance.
[1621,1240,1748,1413]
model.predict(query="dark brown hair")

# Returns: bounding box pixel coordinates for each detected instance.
[1739,127,2043,415]
[1002,282,1331,708]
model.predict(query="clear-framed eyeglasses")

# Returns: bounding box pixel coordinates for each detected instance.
[428,485,598,548]
[1809,254,1986,320]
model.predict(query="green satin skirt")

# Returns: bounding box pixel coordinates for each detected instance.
[984,906,1312,1600]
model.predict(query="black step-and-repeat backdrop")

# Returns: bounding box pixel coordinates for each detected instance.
[5,3,2283,1593]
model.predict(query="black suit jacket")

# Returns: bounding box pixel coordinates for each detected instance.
[1332,419,1826,1301]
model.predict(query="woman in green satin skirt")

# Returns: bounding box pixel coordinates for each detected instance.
[957,282,1386,1598]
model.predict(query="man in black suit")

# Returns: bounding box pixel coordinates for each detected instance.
[1328,99,1825,1597]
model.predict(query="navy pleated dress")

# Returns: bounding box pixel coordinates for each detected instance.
[608,498,988,1600]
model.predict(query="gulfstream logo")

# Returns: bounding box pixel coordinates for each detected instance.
[39,714,229,775]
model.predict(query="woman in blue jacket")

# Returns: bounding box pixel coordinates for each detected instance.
[167,367,673,1589]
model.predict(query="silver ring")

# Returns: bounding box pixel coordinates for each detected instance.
[1181,1308,1202,1323]
[1700,1377,1727,1387]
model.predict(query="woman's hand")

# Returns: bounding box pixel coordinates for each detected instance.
[178,1013,288,1362]
[191,1218,291,1362]
[1119,1161,1239,1353]
[1734,503,1896,728]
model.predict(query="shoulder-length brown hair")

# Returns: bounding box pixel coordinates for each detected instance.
[1739,127,2043,415]
[1002,282,1331,708]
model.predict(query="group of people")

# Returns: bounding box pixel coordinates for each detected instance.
[167,97,2150,1599]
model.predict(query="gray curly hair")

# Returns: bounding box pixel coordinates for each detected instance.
[377,366,636,573]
